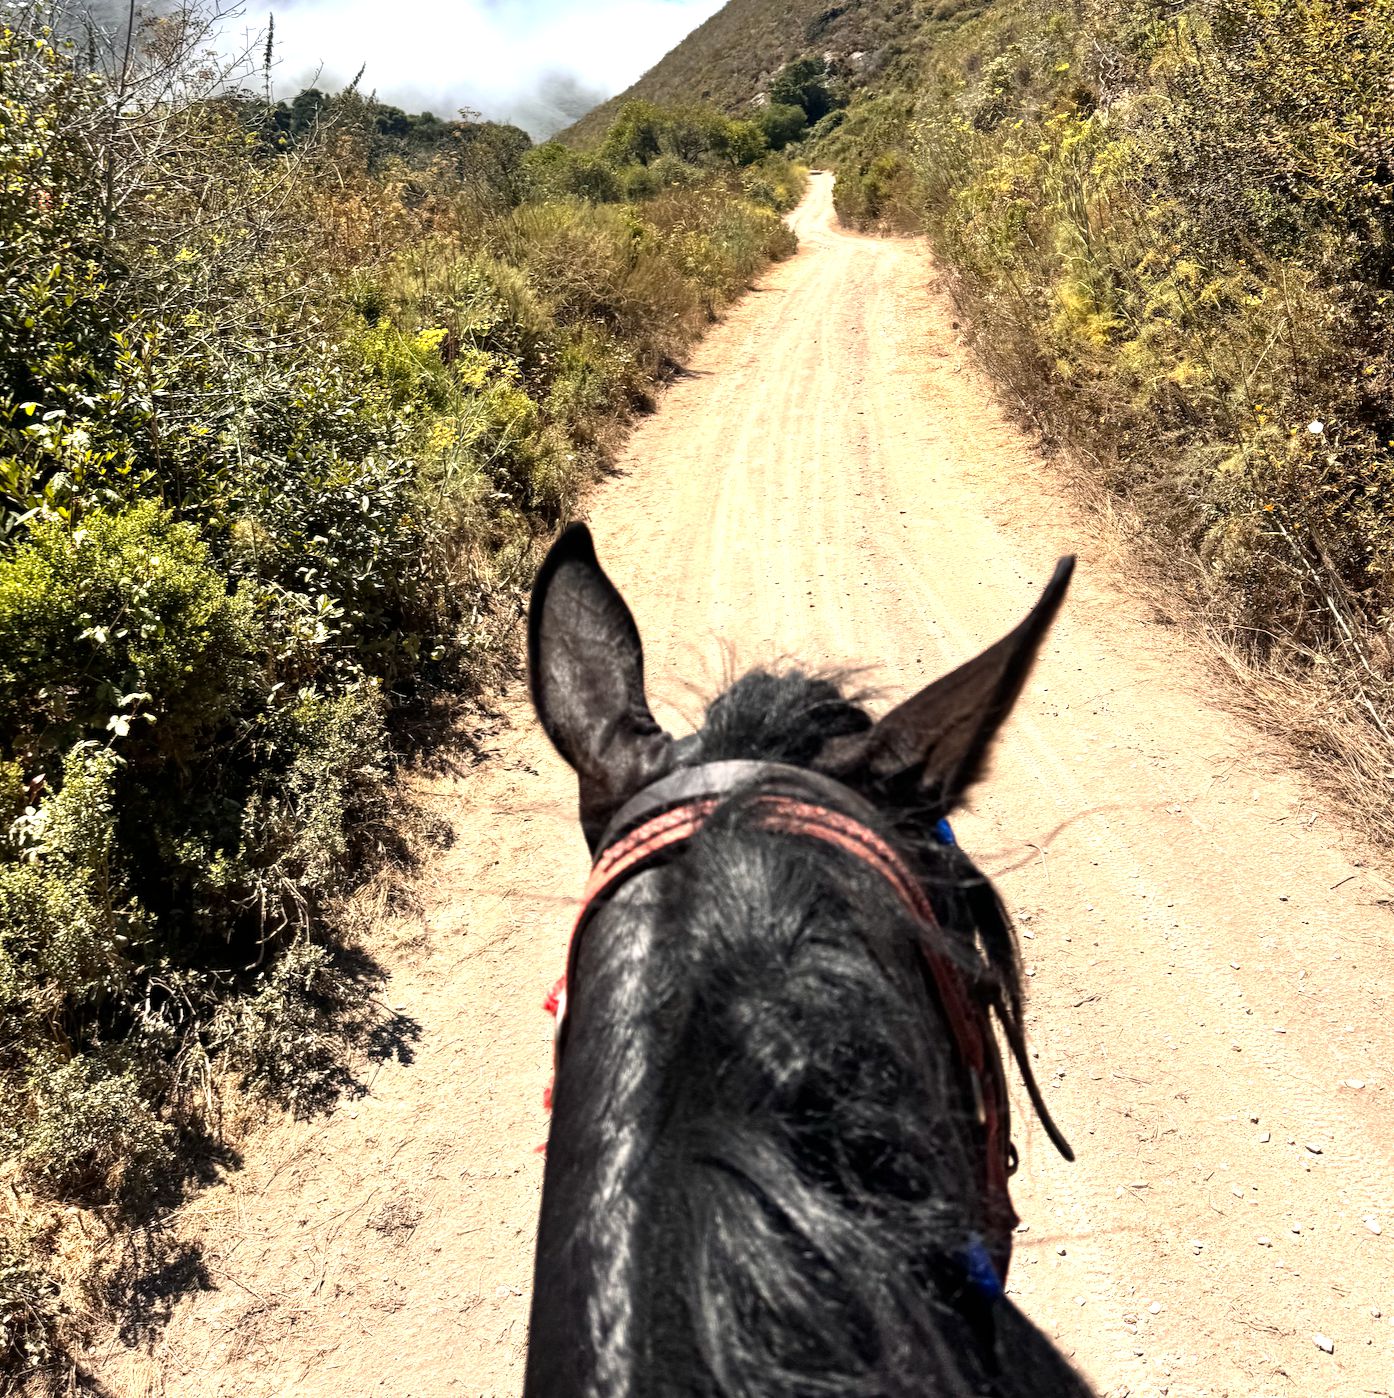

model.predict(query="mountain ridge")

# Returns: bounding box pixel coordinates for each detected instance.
[559,0,920,145]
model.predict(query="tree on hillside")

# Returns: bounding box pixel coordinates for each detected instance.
[770,55,840,123]
[757,102,808,151]
[601,99,665,166]
[599,99,768,169]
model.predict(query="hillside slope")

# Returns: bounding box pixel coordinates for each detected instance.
[561,0,921,145]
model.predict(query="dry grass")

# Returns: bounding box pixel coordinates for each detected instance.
[1018,408,1394,855]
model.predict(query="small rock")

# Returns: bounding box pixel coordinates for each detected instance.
[1249,1113,1260,1124]
[1313,1333,1334,1354]
[1292,1224,1302,1234]
[1190,1239,1205,1253]
[495,1285,510,1298]
[1364,1217,1382,1236]
[1016,1222,1030,1233]
[1345,1079,1366,1090]
[1149,1301,1162,1315]
[1231,1186,1245,1199]
[1306,1142,1323,1155]
[1057,1245,1067,1256]
[1257,1236,1271,1247]
[1373,1308,1382,1319]
[1259,1131,1271,1143]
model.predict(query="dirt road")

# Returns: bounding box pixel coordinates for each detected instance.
[96,173,1393,1397]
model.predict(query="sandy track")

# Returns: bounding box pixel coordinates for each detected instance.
[94,174,1393,1398]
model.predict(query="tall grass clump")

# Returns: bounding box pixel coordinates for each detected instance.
[0,5,802,1383]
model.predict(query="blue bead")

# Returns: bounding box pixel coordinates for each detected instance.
[961,1234,1003,1299]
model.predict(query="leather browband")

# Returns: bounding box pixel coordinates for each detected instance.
[593,758,889,854]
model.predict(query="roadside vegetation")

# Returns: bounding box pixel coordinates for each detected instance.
[812,0,1394,815]
[0,3,801,1381]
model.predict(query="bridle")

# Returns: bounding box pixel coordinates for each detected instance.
[544,759,1073,1284]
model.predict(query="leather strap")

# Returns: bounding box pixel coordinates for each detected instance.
[549,761,1073,1278]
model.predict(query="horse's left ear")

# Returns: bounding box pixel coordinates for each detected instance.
[821,558,1074,811]
[529,523,674,848]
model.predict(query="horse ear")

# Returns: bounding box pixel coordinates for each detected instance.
[529,523,674,847]
[822,558,1074,810]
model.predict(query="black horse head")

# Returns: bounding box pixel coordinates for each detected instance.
[525,522,1095,1398]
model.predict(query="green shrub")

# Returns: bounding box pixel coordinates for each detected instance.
[545,327,644,435]
[521,143,623,203]
[757,102,808,151]
[217,939,357,1106]
[598,100,769,170]
[0,1219,61,1373]
[243,683,390,905]
[0,745,133,1026]
[0,505,256,767]
[770,55,842,123]
[9,1055,174,1204]
[741,154,808,213]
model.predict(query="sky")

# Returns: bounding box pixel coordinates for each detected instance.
[244,0,729,137]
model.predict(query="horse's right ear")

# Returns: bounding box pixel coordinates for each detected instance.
[529,523,674,849]
[821,558,1074,813]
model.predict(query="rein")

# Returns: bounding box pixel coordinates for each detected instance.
[544,760,1073,1283]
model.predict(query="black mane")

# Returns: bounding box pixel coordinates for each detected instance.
[527,670,1091,1397]
[695,668,873,765]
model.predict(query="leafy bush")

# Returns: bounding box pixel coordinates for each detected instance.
[0,745,132,1031]
[0,504,256,765]
[770,55,842,123]
[10,1055,175,1203]
[0,1219,61,1373]
[599,99,773,171]
[216,938,359,1107]
[758,102,809,151]
[522,143,624,202]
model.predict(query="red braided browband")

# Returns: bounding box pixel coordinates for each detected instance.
[542,791,1019,1263]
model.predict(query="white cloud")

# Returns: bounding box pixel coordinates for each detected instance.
[252,0,727,135]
